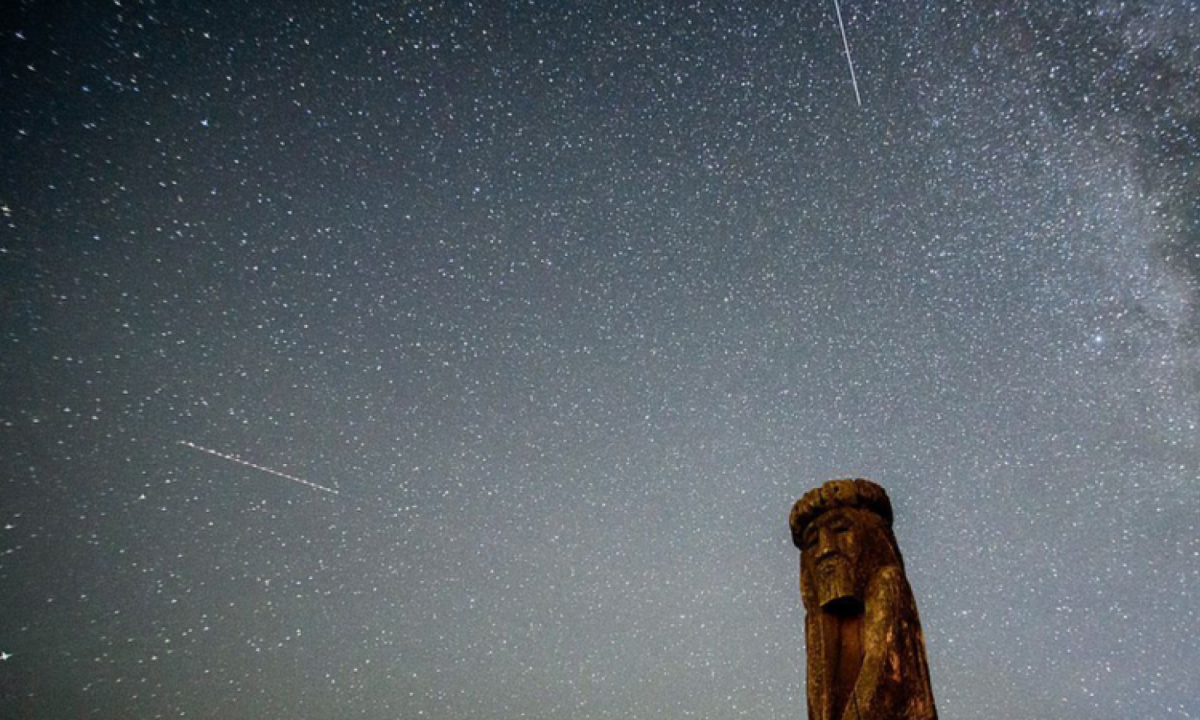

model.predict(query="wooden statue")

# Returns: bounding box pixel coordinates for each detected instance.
[789,479,937,720]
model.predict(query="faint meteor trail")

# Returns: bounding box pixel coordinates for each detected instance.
[831,0,862,106]
[179,441,340,496]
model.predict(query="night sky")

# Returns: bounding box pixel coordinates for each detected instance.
[2,1,1198,718]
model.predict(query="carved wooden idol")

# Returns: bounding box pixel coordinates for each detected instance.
[789,479,936,720]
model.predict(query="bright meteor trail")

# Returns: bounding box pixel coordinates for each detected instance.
[831,0,862,106]
[179,441,340,496]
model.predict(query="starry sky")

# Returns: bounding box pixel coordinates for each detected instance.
[2,1,1198,718]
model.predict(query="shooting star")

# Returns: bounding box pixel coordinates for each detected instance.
[179,441,340,496]
[832,0,862,106]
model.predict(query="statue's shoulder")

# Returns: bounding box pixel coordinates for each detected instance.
[870,563,906,586]
[866,564,911,603]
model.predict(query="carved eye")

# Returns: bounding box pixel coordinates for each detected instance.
[802,530,817,549]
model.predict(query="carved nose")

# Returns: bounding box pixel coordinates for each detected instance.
[814,531,836,559]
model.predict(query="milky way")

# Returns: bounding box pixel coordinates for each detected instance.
[1,2,1197,718]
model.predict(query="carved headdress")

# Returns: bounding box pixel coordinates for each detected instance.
[789,478,893,547]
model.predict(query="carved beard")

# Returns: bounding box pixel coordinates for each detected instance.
[815,556,861,613]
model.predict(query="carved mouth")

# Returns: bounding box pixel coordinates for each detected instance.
[822,595,864,615]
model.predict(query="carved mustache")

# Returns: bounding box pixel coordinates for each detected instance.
[815,554,849,572]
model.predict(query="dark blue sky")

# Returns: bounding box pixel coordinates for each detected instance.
[2,1,1198,718]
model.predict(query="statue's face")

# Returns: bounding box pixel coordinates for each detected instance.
[800,508,864,612]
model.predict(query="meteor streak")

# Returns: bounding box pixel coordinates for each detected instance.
[179,441,339,496]
[831,0,862,106]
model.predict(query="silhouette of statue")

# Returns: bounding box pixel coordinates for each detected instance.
[789,479,937,720]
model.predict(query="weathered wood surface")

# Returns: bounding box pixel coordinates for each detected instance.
[790,479,937,720]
